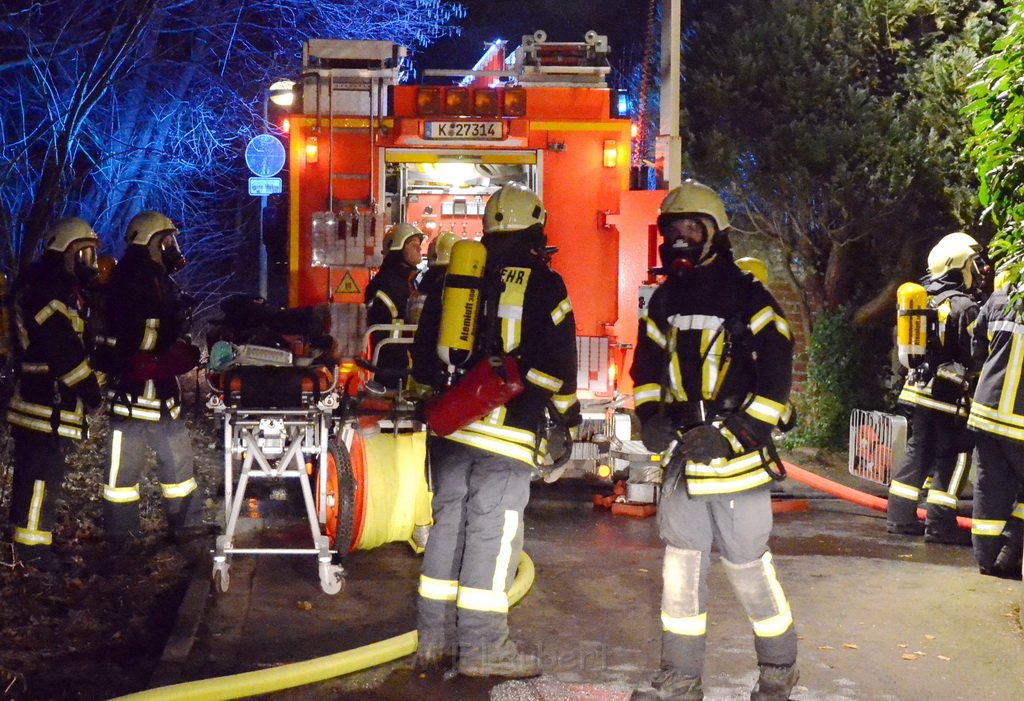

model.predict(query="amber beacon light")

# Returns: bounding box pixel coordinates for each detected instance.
[603,139,618,168]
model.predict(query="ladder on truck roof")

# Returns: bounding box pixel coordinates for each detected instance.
[423,30,611,88]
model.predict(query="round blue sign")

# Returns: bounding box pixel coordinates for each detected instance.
[245,134,286,178]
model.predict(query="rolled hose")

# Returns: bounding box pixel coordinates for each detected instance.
[782,461,973,530]
[113,552,536,701]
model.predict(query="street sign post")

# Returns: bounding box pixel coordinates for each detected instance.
[245,134,286,179]
[244,134,287,299]
[248,177,283,196]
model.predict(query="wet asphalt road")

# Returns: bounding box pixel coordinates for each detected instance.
[153,477,1024,701]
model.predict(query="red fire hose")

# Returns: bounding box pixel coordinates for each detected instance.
[782,461,973,530]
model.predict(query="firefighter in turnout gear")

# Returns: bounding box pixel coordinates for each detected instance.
[967,271,1024,579]
[6,217,103,571]
[419,229,458,300]
[411,184,580,678]
[629,180,798,701]
[103,211,202,546]
[364,222,424,388]
[886,233,983,542]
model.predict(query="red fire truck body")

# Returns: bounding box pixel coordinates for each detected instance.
[284,35,663,469]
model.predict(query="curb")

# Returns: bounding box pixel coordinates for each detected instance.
[148,558,213,688]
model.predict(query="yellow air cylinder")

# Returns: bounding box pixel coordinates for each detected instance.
[736,257,768,285]
[437,239,486,367]
[896,282,928,369]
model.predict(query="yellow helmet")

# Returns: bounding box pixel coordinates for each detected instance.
[125,210,177,246]
[429,230,459,266]
[658,179,729,232]
[385,222,425,253]
[483,184,546,234]
[43,217,98,252]
[736,257,768,284]
[927,232,981,284]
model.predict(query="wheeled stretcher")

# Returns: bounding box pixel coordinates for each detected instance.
[206,360,354,595]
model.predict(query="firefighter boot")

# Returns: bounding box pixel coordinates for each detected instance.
[923,526,971,545]
[14,543,61,573]
[630,670,704,701]
[413,641,456,673]
[458,640,541,678]
[986,541,1024,581]
[750,663,799,701]
[886,521,925,536]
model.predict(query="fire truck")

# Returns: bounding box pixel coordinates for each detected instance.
[282,31,669,476]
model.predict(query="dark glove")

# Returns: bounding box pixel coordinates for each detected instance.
[641,414,678,453]
[777,403,797,433]
[162,340,202,376]
[721,413,770,452]
[677,424,732,464]
[127,341,201,382]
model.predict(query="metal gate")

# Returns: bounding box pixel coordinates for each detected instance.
[848,410,908,485]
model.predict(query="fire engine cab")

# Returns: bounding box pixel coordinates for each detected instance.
[284,32,663,476]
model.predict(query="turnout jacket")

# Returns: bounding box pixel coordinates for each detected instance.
[411,249,580,466]
[106,247,189,421]
[897,274,978,417]
[365,253,418,373]
[7,255,101,439]
[968,287,1024,441]
[630,255,793,495]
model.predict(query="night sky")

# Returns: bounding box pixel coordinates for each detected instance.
[415,0,651,73]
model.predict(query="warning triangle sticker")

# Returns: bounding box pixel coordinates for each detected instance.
[335,272,360,295]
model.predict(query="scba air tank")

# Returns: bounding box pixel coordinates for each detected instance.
[896,282,928,369]
[437,239,487,367]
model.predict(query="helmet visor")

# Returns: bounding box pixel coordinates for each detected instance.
[158,232,187,272]
[69,242,99,286]
[73,244,97,270]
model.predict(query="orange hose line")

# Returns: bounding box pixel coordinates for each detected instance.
[781,461,973,530]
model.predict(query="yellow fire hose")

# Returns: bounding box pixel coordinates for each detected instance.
[112,551,535,701]
[356,430,432,552]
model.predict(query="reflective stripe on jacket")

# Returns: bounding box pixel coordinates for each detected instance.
[105,247,186,418]
[969,288,1024,441]
[629,256,793,495]
[6,256,100,439]
[412,252,579,466]
[898,279,978,417]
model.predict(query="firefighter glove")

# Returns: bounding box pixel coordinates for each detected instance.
[641,414,678,453]
[162,340,202,376]
[677,424,732,464]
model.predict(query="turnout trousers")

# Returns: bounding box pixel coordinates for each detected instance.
[8,428,69,551]
[887,406,971,533]
[416,439,532,655]
[971,431,1024,571]
[656,477,797,678]
[103,415,199,538]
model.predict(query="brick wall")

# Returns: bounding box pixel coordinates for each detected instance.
[771,282,808,395]
[735,243,809,396]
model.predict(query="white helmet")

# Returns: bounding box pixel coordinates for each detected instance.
[42,217,99,281]
[429,230,459,266]
[125,210,178,246]
[385,222,425,253]
[483,184,546,234]
[43,217,98,253]
[658,179,729,232]
[125,210,186,271]
[927,232,981,286]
